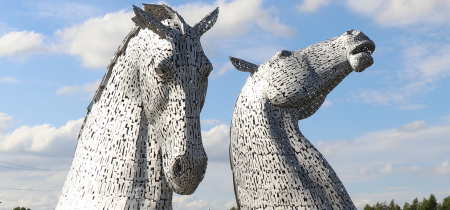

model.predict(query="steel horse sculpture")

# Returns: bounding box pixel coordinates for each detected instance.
[56,4,218,210]
[229,30,375,209]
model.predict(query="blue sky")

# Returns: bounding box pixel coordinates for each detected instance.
[0,0,450,209]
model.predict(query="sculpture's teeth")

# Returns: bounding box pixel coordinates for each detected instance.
[351,42,375,55]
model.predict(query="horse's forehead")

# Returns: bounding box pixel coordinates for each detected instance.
[170,35,211,66]
[172,35,201,50]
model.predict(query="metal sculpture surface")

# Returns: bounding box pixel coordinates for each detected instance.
[56,4,218,210]
[229,30,375,210]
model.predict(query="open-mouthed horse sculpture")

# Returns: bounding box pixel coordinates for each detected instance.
[229,30,375,210]
[56,4,218,210]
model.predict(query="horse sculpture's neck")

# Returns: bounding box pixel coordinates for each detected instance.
[57,27,173,210]
[232,73,300,137]
[230,70,356,210]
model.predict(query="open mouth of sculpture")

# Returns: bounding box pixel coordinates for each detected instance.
[350,42,375,57]
[349,41,375,72]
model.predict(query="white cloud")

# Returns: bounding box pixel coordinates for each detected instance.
[315,139,348,158]
[201,119,223,127]
[358,167,371,176]
[0,77,19,84]
[186,199,208,208]
[81,79,101,99]
[315,119,450,181]
[210,62,234,78]
[82,79,100,94]
[176,0,298,39]
[175,0,298,72]
[0,118,82,208]
[295,0,450,27]
[0,169,66,209]
[0,118,83,153]
[354,43,450,106]
[0,113,14,132]
[313,118,450,208]
[230,44,284,64]
[346,0,450,27]
[173,160,235,210]
[0,31,46,57]
[0,2,296,76]
[322,99,333,108]
[172,195,210,209]
[443,114,450,123]
[394,104,427,111]
[354,90,406,106]
[173,195,195,207]
[376,163,422,175]
[383,186,411,191]
[202,124,230,162]
[225,201,237,209]
[54,10,135,68]
[56,86,80,95]
[397,164,420,175]
[0,10,131,67]
[32,2,99,19]
[435,161,450,175]
[212,43,285,78]
[403,44,450,80]
[378,163,393,174]
[297,0,332,13]
[398,120,427,132]
[56,79,100,97]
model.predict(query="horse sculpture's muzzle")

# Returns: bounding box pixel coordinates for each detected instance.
[346,30,376,72]
[169,150,208,194]
[163,116,208,195]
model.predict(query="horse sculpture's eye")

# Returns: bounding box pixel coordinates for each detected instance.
[154,65,172,79]
[155,67,164,76]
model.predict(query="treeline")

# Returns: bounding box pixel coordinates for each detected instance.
[364,194,450,210]
[13,207,30,210]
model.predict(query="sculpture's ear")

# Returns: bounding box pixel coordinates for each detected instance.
[229,57,259,73]
[132,5,171,39]
[142,4,173,21]
[193,7,219,38]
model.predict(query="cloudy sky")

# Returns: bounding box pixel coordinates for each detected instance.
[0,0,449,209]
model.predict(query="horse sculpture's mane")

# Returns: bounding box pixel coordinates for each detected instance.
[77,26,140,139]
[87,4,179,115]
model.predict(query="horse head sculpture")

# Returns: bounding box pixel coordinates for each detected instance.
[228,30,375,209]
[230,29,375,120]
[57,4,218,209]
[133,4,216,195]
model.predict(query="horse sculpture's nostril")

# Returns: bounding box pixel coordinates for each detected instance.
[173,159,183,178]
[201,167,206,179]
